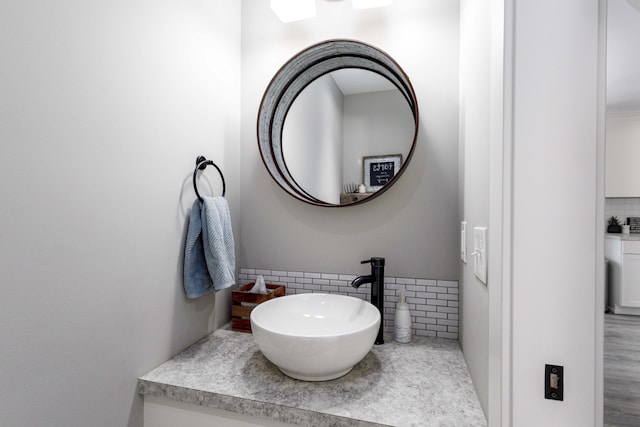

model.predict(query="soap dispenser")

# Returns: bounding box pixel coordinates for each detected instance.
[394,290,412,343]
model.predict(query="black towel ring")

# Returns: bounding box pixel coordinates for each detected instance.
[193,155,226,202]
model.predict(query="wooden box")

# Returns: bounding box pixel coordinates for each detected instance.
[231,283,285,333]
[340,192,372,204]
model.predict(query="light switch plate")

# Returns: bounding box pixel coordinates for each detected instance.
[461,221,467,263]
[473,227,487,284]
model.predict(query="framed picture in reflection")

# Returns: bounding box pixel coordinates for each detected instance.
[363,154,402,192]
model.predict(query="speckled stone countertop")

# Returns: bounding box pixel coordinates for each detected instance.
[137,329,486,427]
[606,233,640,241]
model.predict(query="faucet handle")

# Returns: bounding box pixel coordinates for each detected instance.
[360,257,385,266]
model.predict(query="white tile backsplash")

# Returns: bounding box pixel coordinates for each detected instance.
[239,267,459,340]
[605,197,640,227]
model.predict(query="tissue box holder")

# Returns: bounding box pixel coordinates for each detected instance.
[231,283,285,333]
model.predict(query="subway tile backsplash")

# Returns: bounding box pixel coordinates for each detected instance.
[239,268,459,340]
[605,197,640,228]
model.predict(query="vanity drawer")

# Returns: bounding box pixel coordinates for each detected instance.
[623,241,640,254]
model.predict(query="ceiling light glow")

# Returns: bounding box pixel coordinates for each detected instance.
[271,0,317,23]
[352,0,392,9]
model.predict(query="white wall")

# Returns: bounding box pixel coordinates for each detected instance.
[458,0,493,416]
[240,0,460,280]
[508,0,602,425]
[0,1,241,426]
[460,1,605,426]
[283,74,343,204]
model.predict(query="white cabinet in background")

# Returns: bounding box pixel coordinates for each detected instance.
[605,235,640,315]
[605,114,640,197]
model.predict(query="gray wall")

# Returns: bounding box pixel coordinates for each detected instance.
[0,1,241,426]
[342,89,415,187]
[240,0,460,280]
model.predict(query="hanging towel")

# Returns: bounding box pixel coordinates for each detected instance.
[183,199,210,298]
[183,197,236,299]
[201,196,236,291]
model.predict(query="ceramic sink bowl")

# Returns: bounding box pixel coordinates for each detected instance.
[250,293,380,381]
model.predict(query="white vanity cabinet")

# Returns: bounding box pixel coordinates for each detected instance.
[605,235,640,315]
[143,396,299,427]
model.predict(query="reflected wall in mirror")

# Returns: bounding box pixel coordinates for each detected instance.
[257,39,419,207]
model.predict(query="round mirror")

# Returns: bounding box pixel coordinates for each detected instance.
[257,39,419,206]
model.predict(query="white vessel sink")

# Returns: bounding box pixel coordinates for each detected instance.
[250,293,381,381]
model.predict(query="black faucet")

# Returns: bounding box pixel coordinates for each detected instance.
[351,257,385,345]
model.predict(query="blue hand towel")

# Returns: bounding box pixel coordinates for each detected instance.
[201,197,236,291]
[183,197,236,299]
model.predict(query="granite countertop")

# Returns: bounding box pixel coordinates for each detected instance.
[137,329,486,427]
[606,233,640,241]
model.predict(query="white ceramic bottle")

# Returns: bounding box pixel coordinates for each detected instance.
[394,291,412,343]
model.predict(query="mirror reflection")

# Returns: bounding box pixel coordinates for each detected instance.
[282,69,415,204]
[257,39,419,207]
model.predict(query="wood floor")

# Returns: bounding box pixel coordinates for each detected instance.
[604,313,640,427]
